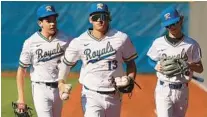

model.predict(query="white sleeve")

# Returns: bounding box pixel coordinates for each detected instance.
[58,39,80,81]
[147,41,160,61]
[57,57,72,81]
[19,40,32,68]
[191,42,202,63]
[62,39,80,66]
[122,36,138,62]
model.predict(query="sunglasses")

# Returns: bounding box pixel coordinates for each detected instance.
[91,14,111,22]
[165,21,179,28]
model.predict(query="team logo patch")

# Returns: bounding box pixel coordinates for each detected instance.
[164,13,171,20]
[97,3,104,10]
[46,6,53,12]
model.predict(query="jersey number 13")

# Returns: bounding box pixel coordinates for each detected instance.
[108,60,118,70]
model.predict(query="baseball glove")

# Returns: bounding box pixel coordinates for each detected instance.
[12,102,33,117]
[117,77,134,93]
[113,76,135,93]
[160,58,189,77]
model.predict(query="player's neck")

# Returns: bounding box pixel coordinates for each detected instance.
[168,32,183,39]
[91,27,109,40]
[40,30,56,40]
[92,29,108,40]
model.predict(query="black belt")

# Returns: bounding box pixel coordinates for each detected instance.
[160,81,188,89]
[35,82,58,88]
[84,86,116,94]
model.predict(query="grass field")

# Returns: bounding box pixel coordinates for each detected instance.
[1,77,78,117]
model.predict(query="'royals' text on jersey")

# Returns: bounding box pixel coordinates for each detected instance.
[63,29,138,91]
[19,31,71,82]
[147,35,202,83]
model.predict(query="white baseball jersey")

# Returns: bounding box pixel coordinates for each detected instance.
[19,31,71,82]
[63,28,137,91]
[147,35,202,83]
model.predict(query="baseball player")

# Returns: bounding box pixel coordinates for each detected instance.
[147,7,203,117]
[57,3,138,117]
[16,4,72,117]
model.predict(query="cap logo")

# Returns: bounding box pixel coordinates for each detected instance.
[164,13,171,20]
[97,3,103,10]
[46,6,52,12]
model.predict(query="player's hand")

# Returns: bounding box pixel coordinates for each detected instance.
[16,99,26,113]
[58,83,72,93]
[155,62,162,72]
[58,83,72,99]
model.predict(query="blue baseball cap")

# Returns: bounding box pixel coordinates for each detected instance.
[37,4,58,19]
[89,3,109,16]
[161,6,180,27]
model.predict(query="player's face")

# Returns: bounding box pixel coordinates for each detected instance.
[165,20,182,35]
[90,13,110,32]
[38,15,57,35]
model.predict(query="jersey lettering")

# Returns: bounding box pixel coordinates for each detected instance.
[84,41,116,64]
[36,43,64,62]
[161,48,188,60]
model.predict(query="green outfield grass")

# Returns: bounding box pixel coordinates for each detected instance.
[1,77,79,117]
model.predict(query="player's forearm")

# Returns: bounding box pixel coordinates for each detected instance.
[126,60,137,79]
[57,62,72,84]
[188,61,203,73]
[16,67,27,102]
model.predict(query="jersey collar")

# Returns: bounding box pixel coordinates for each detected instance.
[37,30,58,42]
[164,34,184,47]
[87,27,110,42]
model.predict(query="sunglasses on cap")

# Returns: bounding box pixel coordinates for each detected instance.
[165,21,179,28]
[91,13,111,22]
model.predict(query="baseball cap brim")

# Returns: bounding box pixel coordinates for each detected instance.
[161,17,180,27]
[90,11,109,16]
[38,12,58,19]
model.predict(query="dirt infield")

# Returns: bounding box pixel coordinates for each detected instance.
[2,72,206,117]
[62,74,207,117]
